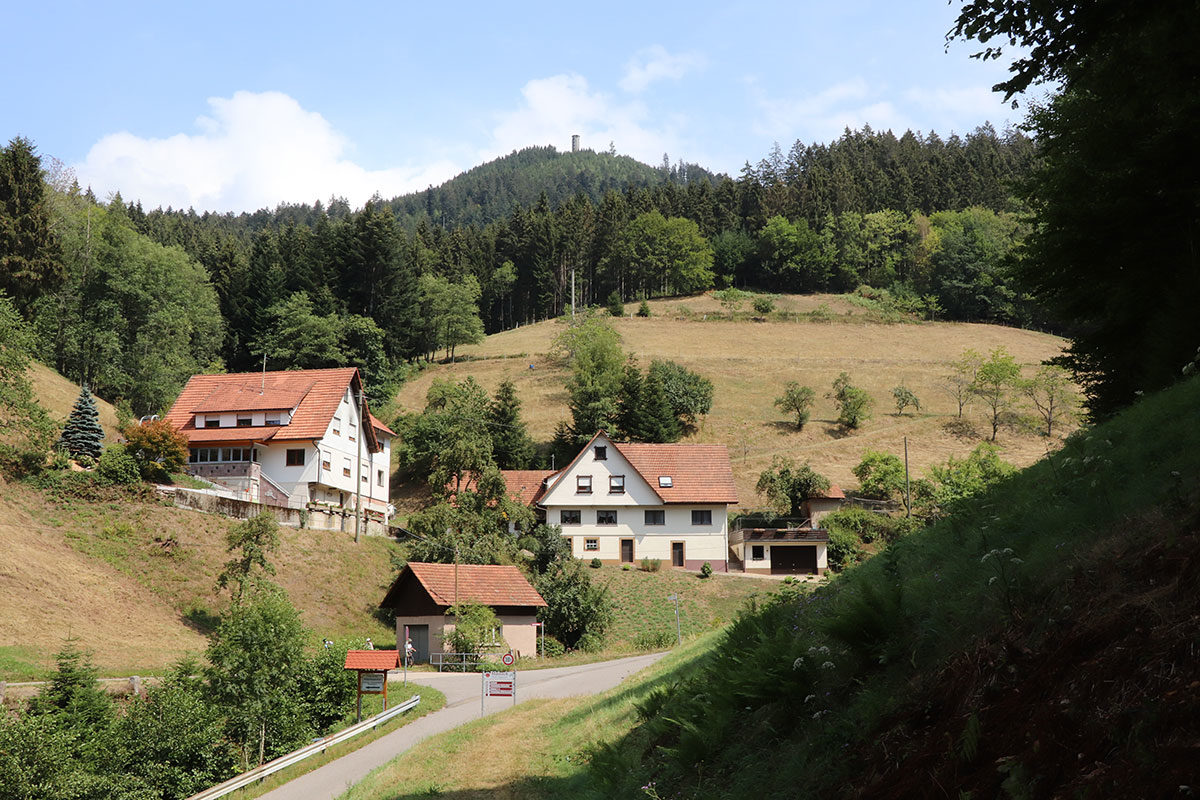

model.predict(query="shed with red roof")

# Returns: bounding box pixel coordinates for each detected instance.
[380,562,547,662]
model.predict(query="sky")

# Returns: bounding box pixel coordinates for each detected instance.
[3,1,1028,214]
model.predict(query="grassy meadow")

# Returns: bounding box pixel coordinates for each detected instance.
[394,292,1074,508]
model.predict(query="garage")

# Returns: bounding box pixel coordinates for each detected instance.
[771,545,818,575]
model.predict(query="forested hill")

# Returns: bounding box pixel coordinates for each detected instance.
[2,124,1037,419]
[386,146,719,229]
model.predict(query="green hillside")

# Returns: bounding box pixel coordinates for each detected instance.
[583,374,1200,799]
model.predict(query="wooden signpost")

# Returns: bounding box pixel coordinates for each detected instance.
[344,650,400,723]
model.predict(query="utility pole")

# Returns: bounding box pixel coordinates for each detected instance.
[571,268,576,320]
[904,436,912,518]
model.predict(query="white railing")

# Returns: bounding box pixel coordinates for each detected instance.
[186,694,420,800]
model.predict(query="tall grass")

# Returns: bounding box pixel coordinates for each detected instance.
[585,376,1200,798]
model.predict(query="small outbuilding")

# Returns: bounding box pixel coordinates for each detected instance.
[379,562,548,662]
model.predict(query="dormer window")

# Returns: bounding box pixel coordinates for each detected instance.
[236,416,252,427]
[658,476,673,488]
[204,418,220,429]
[576,475,592,494]
[594,446,607,461]
[265,412,282,426]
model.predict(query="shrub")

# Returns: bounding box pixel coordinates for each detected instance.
[829,372,873,429]
[444,603,503,654]
[752,295,776,315]
[700,561,714,578]
[590,557,603,569]
[96,445,141,486]
[540,635,566,658]
[637,300,652,317]
[622,563,632,571]
[640,557,663,573]
[827,527,863,572]
[892,385,921,415]
[634,629,675,650]
[824,506,901,545]
[853,450,906,500]
[578,631,605,653]
[122,418,189,476]
[607,290,625,317]
[535,561,614,648]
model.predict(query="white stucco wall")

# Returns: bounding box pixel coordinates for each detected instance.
[541,434,728,566]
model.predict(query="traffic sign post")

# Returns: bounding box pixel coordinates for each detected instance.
[480,670,517,716]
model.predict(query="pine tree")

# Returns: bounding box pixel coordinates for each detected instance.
[0,137,62,311]
[58,385,104,459]
[639,367,681,443]
[615,360,645,441]
[490,379,535,469]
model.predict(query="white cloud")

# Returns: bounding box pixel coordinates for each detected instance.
[485,73,691,166]
[619,45,705,93]
[750,78,912,143]
[752,78,1021,146]
[74,91,461,213]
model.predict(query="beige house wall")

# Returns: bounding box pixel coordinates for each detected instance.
[395,612,541,660]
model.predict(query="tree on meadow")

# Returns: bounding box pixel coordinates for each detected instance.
[57,386,104,460]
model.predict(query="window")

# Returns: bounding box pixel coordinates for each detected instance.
[561,510,581,525]
[348,417,356,442]
[691,509,712,526]
[377,469,385,487]
[286,449,305,466]
[265,412,282,426]
[751,545,765,561]
[658,476,673,488]
[584,538,599,551]
[321,451,331,470]
[609,475,625,494]
[594,445,607,460]
[644,509,665,526]
[597,510,617,525]
[343,457,351,477]
[190,448,251,464]
[332,416,342,436]
[576,475,592,494]
[236,416,252,427]
[204,418,220,429]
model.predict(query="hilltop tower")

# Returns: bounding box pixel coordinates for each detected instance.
[571,134,580,152]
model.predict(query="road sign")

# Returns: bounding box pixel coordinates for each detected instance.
[359,672,385,693]
[483,671,515,697]
[501,652,515,666]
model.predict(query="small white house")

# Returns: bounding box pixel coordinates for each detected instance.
[164,368,393,518]
[538,431,738,571]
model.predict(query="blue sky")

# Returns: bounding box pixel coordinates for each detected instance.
[3,0,1027,213]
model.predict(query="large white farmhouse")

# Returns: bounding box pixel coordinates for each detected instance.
[537,431,738,571]
[164,368,393,519]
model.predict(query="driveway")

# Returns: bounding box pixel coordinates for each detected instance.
[257,652,667,800]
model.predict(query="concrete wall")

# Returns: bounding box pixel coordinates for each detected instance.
[171,488,392,536]
[732,541,828,574]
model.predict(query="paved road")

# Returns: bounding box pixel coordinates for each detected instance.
[257,652,667,800]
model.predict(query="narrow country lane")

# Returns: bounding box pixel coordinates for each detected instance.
[256,652,667,800]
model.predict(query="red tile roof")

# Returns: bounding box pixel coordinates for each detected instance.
[164,368,385,452]
[180,428,277,444]
[613,441,739,504]
[369,412,396,437]
[820,485,846,500]
[344,650,400,670]
[452,470,557,506]
[392,562,547,608]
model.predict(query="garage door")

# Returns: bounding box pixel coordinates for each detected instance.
[771,546,818,575]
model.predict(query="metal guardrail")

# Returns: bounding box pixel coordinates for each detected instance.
[430,652,481,672]
[185,694,420,800]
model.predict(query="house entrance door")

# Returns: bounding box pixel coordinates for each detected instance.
[620,539,634,563]
[671,542,685,567]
